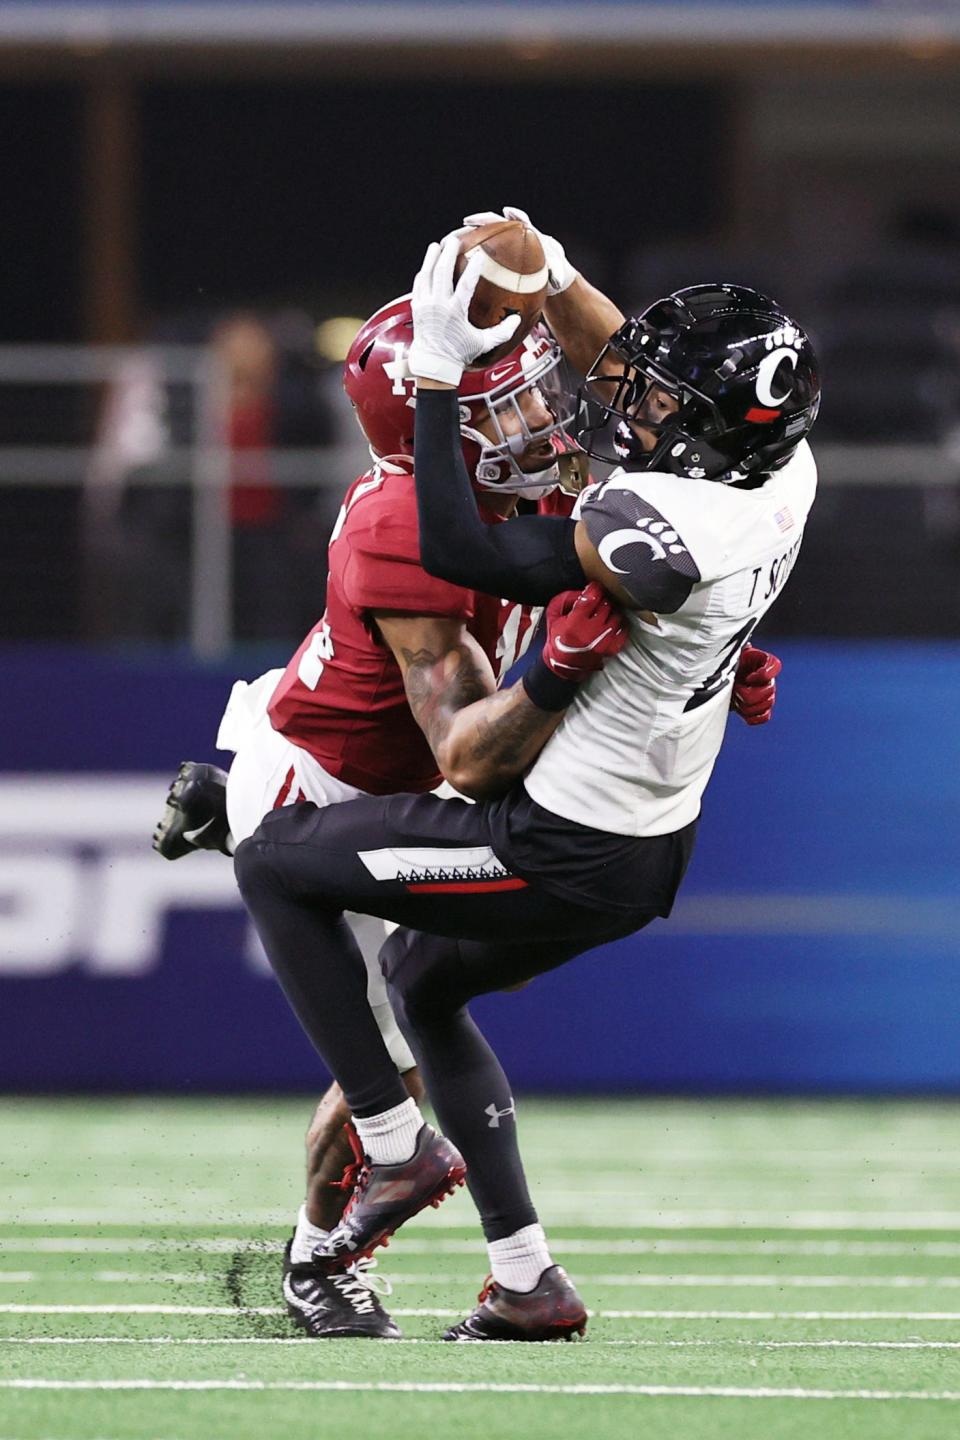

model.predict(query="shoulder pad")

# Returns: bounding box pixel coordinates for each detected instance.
[581,475,701,613]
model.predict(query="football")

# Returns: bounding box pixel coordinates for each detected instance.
[455,219,549,367]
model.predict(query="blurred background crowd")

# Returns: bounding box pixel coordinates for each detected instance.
[4,0,960,652]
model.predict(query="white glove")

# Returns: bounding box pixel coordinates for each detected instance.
[409,235,522,386]
[462,206,579,296]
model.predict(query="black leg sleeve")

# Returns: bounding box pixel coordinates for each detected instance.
[233,791,633,1132]
[234,839,410,1118]
[381,927,587,1241]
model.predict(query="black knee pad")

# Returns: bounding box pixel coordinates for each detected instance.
[232,835,275,902]
[380,928,464,1025]
[378,928,416,988]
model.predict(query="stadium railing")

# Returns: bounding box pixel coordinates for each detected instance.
[0,343,957,652]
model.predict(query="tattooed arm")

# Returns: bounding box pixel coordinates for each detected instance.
[373,612,565,800]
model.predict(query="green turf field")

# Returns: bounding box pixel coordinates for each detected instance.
[2,1097,960,1440]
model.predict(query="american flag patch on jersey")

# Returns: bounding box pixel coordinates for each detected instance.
[774,506,795,533]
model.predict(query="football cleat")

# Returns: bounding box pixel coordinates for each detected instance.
[152,761,232,860]
[282,1240,401,1339]
[443,1265,588,1342]
[310,1124,466,1271]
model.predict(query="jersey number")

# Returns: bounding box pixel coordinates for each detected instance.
[683,620,754,713]
[297,619,335,690]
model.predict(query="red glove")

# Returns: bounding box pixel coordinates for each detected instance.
[731,644,782,726]
[524,581,627,711]
[542,581,628,680]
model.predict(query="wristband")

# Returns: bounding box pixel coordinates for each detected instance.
[522,657,582,712]
[408,344,463,387]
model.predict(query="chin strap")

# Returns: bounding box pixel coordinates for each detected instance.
[371,450,415,474]
[476,460,560,499]
[658,435,735,482]
[617,422,739,484]
[462,423,562,496]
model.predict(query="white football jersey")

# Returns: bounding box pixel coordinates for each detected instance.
[524,440,817,837]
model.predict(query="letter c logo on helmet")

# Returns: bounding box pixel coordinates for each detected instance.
[755,347,799,408]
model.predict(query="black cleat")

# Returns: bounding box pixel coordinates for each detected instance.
[282,1240,401,1339]
[152,761,232,859]
[444,1265,588,1342]
[311,1124,466,1272]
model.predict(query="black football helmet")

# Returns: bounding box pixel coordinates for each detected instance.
[577,284,820,482]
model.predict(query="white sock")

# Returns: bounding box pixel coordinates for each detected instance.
[353,1097,424,1165]
[488,1223,553,1294]
[290,1204,330,1265]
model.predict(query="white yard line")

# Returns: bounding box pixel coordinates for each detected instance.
[0,1305,289,1316]
[595,1309,960,1321]
[368,1210,960,1229]
[0,1272,207,1285]
[313,1273,960,1290]
[541,1239,960,1257]
[492,1274,960,1289]
[8,1209,960,1228]
[534,1274,960,1289]
[595,1313,960,1319]
[7,1303,960,1320]
[609,1339,960,1350]
[8,1237,960,1258]
[5,1336,960,1351]
[3,1380,960,1400]
[0,1239,275,1255]
[8,1270,960,1289]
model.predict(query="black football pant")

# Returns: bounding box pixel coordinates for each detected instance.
[234,791,649,1241]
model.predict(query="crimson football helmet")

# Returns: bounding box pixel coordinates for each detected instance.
[343,295,578,496]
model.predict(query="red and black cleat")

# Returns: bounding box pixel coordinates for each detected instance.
[310,1124,466,1272]
[281,1239,401,1340]
[444,1266,588,1342]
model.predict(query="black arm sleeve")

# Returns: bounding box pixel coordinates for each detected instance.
[413,388,585,606]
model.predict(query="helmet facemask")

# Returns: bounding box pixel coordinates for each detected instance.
[577,337,736,482]
[576,290,821,483]
[460,341,580,497]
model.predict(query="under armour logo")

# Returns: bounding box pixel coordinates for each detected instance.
[485,1100,516,1129]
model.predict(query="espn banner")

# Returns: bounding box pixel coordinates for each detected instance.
[2,643,959,1091]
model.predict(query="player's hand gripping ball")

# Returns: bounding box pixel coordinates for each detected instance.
[461,207,579,298]
[410,235,526,386]
[453,219,549,367]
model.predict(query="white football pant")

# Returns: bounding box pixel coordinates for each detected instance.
[216,669,416,1074]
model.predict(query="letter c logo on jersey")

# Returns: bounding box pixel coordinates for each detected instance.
[755,347,799,408]
[598,527,667,573]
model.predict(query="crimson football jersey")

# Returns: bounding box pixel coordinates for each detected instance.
[268,462,576,795]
